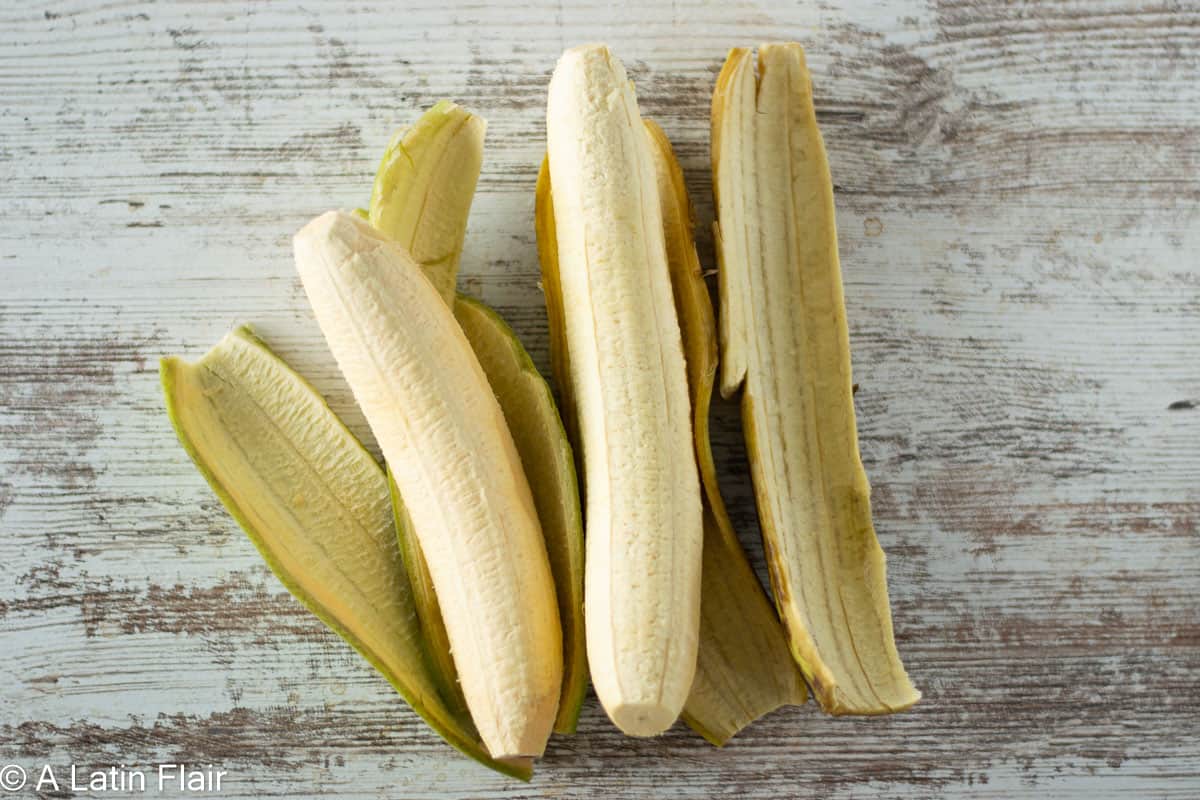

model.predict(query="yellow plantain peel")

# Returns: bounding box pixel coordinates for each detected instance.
[452,294,588,734]
[161,326,531,779]
[387,472,472,723]
[644,120,807,744]
[369,100,485,305]
[711,44,919,715]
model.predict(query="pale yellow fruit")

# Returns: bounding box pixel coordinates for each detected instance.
[294,211,562,757]
[545,44,703,737]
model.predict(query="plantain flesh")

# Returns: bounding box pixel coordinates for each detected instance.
[545,44,703,737]
[452,295,589,734]
[368,102,586,735]
[294,211,562,759]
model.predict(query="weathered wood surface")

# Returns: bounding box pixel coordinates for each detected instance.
[1,1,1197,797]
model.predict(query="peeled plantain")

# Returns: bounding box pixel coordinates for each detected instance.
[369,102,587,734]
[711,43,919,715]
[545,44,703,737]
[294,211,563,759]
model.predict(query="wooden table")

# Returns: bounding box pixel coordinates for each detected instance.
[2,2,1197,797]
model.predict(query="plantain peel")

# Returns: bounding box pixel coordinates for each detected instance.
[711,44,919,715]
[644,120,807,745]
[536,112,803,742]
[160,326,531,780]
[534,156,578,457]
[369,100,485,305]
[370,101,488,734]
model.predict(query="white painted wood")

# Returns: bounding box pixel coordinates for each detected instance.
[1,1,1197,797]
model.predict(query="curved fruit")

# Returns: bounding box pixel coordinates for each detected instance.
[294,211,562,758]
[643,119,808,744]
[545,44,702,737]
[366,104,586,734]
[369,99,482,725]
[369,100,486,305]
[711,43,919,714]
[160,325,530,779]
[452,295,588,734]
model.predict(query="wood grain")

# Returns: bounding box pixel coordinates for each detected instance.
[1,1,1197,797]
